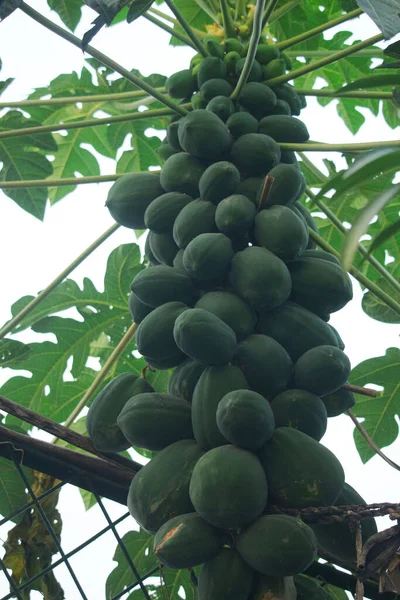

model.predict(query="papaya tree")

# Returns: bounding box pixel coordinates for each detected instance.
[0,0,399,598]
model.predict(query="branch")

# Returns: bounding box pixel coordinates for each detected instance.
[268,34,384,87]
[0,104,188,141]
[231,0,267,100]
[0,223,119,340]
[280,138,400,152]
[0,173,122,189]
[347,409,400,472]
[277,8,363,51]
[162,0,208,56]
[267,502,400,524]
[297,88,393,100]
[308,229,400,318]
[55,321,138,436]
[19,2,188,117]
[0,395,135,471]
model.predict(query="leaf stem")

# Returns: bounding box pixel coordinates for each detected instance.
[231,0,266,100]
[261,0,280,28]
[280,138,400,151]
[0,104,189,141]
[0,88,166,108]
[296,87,392,100]
[305,185,400,295]
[0,174,122,189]
[267,34,384,87]
[161,0,208,56]
[235,0,247,20]
[308,229,400,317]
[277,8,363,51]
[347,409,400,472]
[0,224,120,341]
[19,2,188,117]
[285,49,384,58]
[143,12,195,48]
[59,322,138,432]
[219,0,236,38]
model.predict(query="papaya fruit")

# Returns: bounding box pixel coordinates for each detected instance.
[127,439,204,534]
[189,445,268,528]
[198,548,254,600]
[157,141,179,161]
[258,115,310,142]
[206,95,235,121]
[167,359,206,402]
[224,37,244,54]
[216,389,275,450]
[238,82,277,119]
[233,334,293,400]
[160,152,206,197]
[254,205,309,261]
[237,514,318,577]
[257,302,339,361]
[280,149,298,164]
[86,373,153,453]
[173,307,237,365]
[237,177,263,205]
[200,78,233,104]
[236,57,263,82]
[117,392,193,450]
[310,482,377,564]
[172,248,186,273]
[226,111,258,139]
[183,232,234,281]
[166,69,196,99]
[197,56,228,87]
[295,575,335,599]
[191,91,206,110]
[148,231,178,266]
[204,37,224,59]
[195,290,256,341]
[281,51,293,71]
[131,265,195,307]
[144,233,160,266]
[288,255,353,315]
[274,84,302,115]
[215,194,256,238]
[250,574,297,600]
[294,345,351,396]
[301,248,341,266]
[255,44,280,64]
[231,133,281,176]
[106,172,164,229]
[293,201,319,248]
[136,301,188,369]
[259,427,345,508]
[144,191,192,233]
[223,50,242,73]
[270,389,327,441]
[265,163,306,206]
[199,160,240,204]
[262,58,286,80]
[178,109,232,161]
[191,364,250,449]
[173,199,217,248]
[269,98,292,115]
[229,246,292,312]
[128,291,153,324]
[321,385,355,417]
[166,120,182,151]
[153,512,224,569]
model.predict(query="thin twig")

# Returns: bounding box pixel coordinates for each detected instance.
[268,502,400,524]
[344,383,377,398]
[347,409,400,472]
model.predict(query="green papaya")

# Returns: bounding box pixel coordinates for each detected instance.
[238,82,277,119]
[293,201,319,248]
[128,291,153,324]
[254,205,309,261]
[236,57,263,82]
[198,548,254,600]
[224,50,241,73]
[197,56,228,87]
[195,290,256,341]
[280,150,298,164]
[173,199,217,248]
[178,109,232,161]
[144,192,192,233]
[265,163,306,206]
[224,37,244,54]
[237,177,263,205]
[294,345,351,396]
[229,246,292,312]
[199,160,241,204]
[130,265,195,307]
[86,373,153,452]
[172,248,186,273]
[136,301,188,368]
[148,231,178,266]
[160,152,206,197]
[321,385,355,417]
[258,115,309,143]
[262,58,286,80]
[215,194,256,238]
[281,51,293,71]
[182,232,234,282]
[192,364,250,449]
[204,36,224,59]
[206,95,235,121]
[257,302,339,361]
[274,84,302,115]
[301,248,341,266]
[226,111,258,139]
[294,575,335,600]
[269,99,292,115]
[231,133,281,176]
[255,44,280,64]
[250,574,297,600]
[166,69,196,99]
[157,141,179,162]
[270,389,327,441]
[144,233,160,265]
[167,359,207,402]
[166,120,183,151]
[173,308,237,365]
[259,428,345,508]
[233,334,293,399]
[191,91,206,110]
[200,78,233,104]
[106,172,164,229]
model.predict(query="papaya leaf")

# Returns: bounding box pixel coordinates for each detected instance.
[337,73,400,93]
[341,183,400,271]
[362,277,400,323]
[0,339,31,367]
[367,218,400,257]
[355,0,400,39]
[385,40,400,59]
[126,0,154,23]
[350,347,400,463]
[0,76,13,95]
[325,584,349,600]
[0,458,34,523]
[382,96,400,128]
[169,0,213,47]
[0,111,57,219]
[110,120,164,172]
[375,59,400,69]
[47,0,84,30]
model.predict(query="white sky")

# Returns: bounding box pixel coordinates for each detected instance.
[0,2,399,599]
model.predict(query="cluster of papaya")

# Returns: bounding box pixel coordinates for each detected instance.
[96,43,377,599]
